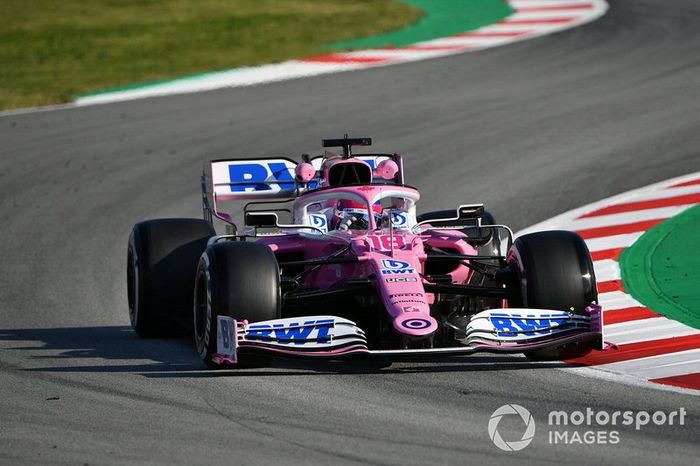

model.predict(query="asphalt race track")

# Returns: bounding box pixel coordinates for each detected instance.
[1,1,700,464]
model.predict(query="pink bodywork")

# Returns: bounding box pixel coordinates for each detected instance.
[257,184,479,340]
[204,152,606,363]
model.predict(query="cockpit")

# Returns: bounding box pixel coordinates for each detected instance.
[295,190,418,233]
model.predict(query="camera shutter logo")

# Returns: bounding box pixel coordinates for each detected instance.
[488,404,536,451]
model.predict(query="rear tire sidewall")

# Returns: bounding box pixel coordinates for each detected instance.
[127,234,145,334]
[127,218,215,338]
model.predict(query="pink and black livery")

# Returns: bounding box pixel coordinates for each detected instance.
[127,136,605,367]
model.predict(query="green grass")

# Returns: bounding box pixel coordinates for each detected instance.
[330,0,512,50]
[0,0,423,109]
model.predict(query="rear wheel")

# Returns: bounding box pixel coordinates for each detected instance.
[127,218,215,337]
[194,241,280,368]
[506,230,598,360]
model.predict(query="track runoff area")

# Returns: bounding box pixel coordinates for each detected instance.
[519,172,700,393]
[76,0,609,106]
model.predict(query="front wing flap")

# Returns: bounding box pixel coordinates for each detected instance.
[211,304,603,365]
[211,315,369,364]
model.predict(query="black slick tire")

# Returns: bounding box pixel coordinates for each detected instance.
[127,218,215,337]
[193,241,280,368]
[506,230,598,360]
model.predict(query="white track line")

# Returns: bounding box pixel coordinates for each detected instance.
[509,11,586,20]
[593,259,620,282]
[590,183,700,205]
[599,349,700,380]
[598,291,644,311]
[566,204,695,230]
[604,318,699,345]
[419,36,518,47]
[583,232,645,253]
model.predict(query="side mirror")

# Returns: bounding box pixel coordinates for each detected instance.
[375,159,399,180]
[457,204,485,222]
[295,162,316,183]
[245,212,279,228]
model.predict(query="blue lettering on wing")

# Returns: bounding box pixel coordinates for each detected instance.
[268,162,295,190]
[510,317,547,336]
[546,314,570,327]
[490,313,572,337]
[358,157,376,169]
[490,314,519,335]
[247,324,273,340]
[272,321,315,344]
[313,319,334,343]
[228,163,270,192]
[247,319,337,345]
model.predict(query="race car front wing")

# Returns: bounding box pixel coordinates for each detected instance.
[211,304,604,365]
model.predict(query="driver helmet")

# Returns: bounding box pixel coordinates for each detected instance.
[333,199,382,230]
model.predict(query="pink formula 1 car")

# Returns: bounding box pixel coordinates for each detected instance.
[127,136,604,367]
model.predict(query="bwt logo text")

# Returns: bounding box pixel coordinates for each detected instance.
[247,319,334,344]
[490,313,570,336]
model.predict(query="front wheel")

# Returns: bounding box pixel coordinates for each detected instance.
[194,241,281,368]
[507,230,598,360]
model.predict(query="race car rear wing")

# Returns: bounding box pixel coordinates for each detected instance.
[202,154,404,227]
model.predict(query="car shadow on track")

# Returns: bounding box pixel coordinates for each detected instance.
[0,325,202,373]
[146,358,570,379]
[0,326,569,377]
